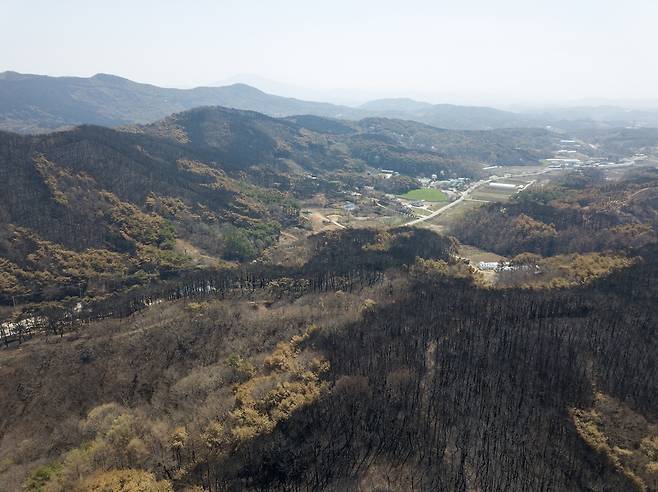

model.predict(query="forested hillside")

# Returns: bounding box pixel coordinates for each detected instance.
[0,125,298,304]
[572,127,658,157]
[0,227,655,491]
[452,169,658,257]
[4,2,658,491]
[359,101,535,130]
[2,102,655,307]
[0,101,656,492]
[0,105,550,305]
[138,106,565,178]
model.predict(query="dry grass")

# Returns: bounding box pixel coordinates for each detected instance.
[457,244,507,264]
[426,200,484,228]
[174,239,224,268]
[0,275,407,490]
[572,392,658,491]
[469,188,517,202]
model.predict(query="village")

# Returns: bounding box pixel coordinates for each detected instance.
[287,141,656,284]
[300,164,550,233]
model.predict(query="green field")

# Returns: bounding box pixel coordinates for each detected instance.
[399,188,448,202]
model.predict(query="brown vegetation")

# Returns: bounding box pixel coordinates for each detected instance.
[0,224,655,490]
[452,170,658,257]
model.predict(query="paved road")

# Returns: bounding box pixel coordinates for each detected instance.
[402,167,555,227]
[403,179,491,226]
[317,166,555,230]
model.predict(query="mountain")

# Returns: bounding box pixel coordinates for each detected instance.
[408,103,537,130]
[0,71,532,133]
[524,105,658,127]
[359,99,532,130]
[360,97,434,112]
[136,106,566,177]
[0,104,570,304]
[1,102,653,306]
[0,122,303,303]
[1,103,658,491]
[212,74,365,105]
[6,71,658,135]
[0,71,363,133]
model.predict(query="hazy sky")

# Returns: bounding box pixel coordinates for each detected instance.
[2,0,658,106]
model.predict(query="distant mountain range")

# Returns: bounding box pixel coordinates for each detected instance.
[0,71,368,133]
[131,105,566,178]
[3,71,658,134]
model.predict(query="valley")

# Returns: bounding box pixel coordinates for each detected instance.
[1,104,656,327]
[4,2,658,490]
[0,88,657,492]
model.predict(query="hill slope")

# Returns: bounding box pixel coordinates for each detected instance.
[7,71,658,134]
[137,106,565,177]
[0,72,362,133]
[0,124,300,303]
[452,169,658,257]
[2,103,647,305]
[0,227,655,491]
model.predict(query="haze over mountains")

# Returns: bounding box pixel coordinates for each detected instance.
[2,72,658,491]
[0,71,362,134]
[4,0,658,488]
[4,71,658,134]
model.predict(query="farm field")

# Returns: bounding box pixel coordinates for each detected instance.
[469,187,518,202]
[425,199,484,227]
[399,188,448,202]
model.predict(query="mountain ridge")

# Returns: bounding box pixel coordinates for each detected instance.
[6,71,658,134]
[0,71,364,133]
